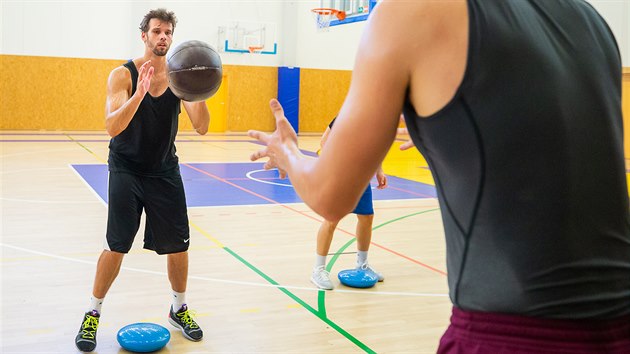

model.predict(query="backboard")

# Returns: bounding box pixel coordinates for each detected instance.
[318,0,379,27]
[218,21,278,55]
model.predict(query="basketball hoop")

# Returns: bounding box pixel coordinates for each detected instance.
[311,8,346,31]
[248,46,264,54]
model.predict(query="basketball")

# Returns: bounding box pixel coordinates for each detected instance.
[167,40,223,102]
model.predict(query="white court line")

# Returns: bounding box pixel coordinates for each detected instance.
[245,168,380,191]
[0,167,73,175]
[245,168,294,187]
[0,242,448,298]
[0,166,106,205]
[69,163,108,207]
[0,198,100,204]
[0,146,102,159]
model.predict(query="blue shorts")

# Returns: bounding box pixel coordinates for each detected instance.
[352,185,374,215]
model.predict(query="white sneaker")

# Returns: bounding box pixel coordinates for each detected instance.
[358,263,384,282]
[310,266,334,290]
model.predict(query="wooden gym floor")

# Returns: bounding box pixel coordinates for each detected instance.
[1,130,452,353]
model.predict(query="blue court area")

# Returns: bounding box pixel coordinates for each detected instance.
[71,162,437,207]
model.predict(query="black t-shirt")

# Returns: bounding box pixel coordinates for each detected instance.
[403,0,630,319]
[108,60,181,176]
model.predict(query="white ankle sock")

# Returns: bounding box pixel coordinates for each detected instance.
[172,291,186,311]
[89,296,103,313]
[357,251,368,266]
[314,254,327,269]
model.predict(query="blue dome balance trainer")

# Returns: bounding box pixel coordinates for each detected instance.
[117,322,170,352]
[337,268,379,288]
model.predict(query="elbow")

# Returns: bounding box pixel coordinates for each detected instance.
[196,126,208,135]
[194,112,210,135]
[106,127,119,138]
[300,168,362,222]
[105,121,119,138]
[317,208,349,223]
[315,203,353,223]
[310,190,355,223]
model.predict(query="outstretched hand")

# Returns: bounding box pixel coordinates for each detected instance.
[136,60,154,98]
[248,99,299,178]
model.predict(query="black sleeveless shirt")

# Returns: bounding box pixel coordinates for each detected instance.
[403,0,630,319]
[108,60,181,176]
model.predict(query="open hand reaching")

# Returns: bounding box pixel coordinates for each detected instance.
[248,99,299,178]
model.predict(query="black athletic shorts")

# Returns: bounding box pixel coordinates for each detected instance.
[106,171,190,255]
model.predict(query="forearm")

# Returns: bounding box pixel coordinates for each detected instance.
[287,153,364,222]
[186,102,210,135]
[249,98,373,221]
[105,93,143,137]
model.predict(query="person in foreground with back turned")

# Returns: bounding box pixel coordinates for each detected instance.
[75,8,209,352]
[249,0,630,352]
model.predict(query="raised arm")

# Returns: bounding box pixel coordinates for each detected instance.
[248,0,466,221]
[105,61,154,137]
[249,3,412,221]
[182,101,210,135]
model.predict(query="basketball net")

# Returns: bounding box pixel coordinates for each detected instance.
[311,8,345,32]
[248,46,264,54]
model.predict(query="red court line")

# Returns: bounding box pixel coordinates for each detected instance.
[388,185,437,199]
[226,177,439,197]
[183,163,323,224]
[183,163,446,276]
[374,242,446,276]
[225,177,287,181]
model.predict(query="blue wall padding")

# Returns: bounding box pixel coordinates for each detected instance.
[278,66,301,133]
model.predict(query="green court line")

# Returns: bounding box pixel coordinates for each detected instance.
[326,208,440,271]
[320,208,441,319]
[223,246,376,354]
[72,141,426,352]
[72,143,375,352]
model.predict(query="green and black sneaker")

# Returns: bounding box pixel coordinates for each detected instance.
[75,310,100,352]
[168,304,203,341]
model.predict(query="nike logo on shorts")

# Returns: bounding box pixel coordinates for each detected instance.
[184,238,190,243]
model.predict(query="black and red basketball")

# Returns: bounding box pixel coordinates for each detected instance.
[167,40,223,102]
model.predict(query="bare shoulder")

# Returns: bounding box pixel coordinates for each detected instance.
[107,65,132,95]
[351,0,466,90]
[368,0,467,50]
[355,1,438,75]
[365,0,468,116]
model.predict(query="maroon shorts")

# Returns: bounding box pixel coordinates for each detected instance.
[438,307,630,354]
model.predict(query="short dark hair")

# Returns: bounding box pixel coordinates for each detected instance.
[139,8,177,33]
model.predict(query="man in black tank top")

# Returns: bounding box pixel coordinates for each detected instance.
[75,9,210,352]
[249,0,630,352]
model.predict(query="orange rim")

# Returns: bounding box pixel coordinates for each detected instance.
[311,8,346,21]
[248,46,264,53]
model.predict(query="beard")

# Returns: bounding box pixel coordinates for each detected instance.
[152,43,169,56]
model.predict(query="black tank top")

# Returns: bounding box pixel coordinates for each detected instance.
[108,60,181,176]
[403,0,630,319]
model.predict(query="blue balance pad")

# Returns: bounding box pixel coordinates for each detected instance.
[338,268,379,288]
[117,322,170,353]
